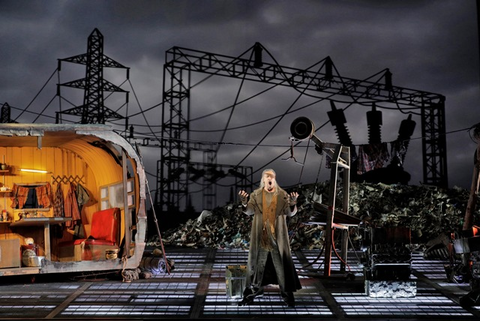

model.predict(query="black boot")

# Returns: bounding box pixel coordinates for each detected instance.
[238,285,263,306]
[282,291,295,308]
[238,296,254,306]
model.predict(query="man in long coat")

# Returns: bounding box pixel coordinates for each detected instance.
[238,168,301,307]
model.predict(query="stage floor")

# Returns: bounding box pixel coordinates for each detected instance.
[0,246,479,320]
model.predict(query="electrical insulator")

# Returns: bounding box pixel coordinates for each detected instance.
[392,114,416,165]
[385,69,393,91]
[325,57,333,80]
[253,42,263,68]
[1,103,11,123]
[398,114,416,141]
[367,104,382,144]
[327,101,353,146]
[129,125,134,139]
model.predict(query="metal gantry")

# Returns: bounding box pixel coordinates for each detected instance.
[159,43,447,213]
[159,56,192,212]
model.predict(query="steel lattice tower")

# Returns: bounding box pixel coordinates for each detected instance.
[57,28,129,124]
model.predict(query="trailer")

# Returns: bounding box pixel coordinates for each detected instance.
[0,124,147,279]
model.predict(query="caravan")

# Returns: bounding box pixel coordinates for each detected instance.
[0,124,147,279]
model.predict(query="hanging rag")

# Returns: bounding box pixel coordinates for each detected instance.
[35,183,53,208]
[357,142,390,174]
[76,183,90,209]
[10,183,29,209]
[53,183,65,217]
[64,182,81,229]
[390,139,409,166]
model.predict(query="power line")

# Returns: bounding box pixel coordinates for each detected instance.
[13,68,58,122]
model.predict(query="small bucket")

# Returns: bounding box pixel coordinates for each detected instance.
[225,265,247,299]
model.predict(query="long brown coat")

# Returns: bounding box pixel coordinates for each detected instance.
[243,186,302,293]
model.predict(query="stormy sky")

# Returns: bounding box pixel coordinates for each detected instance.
[1,0,479,210]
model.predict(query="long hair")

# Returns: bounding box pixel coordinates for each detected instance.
[259,168,279,196]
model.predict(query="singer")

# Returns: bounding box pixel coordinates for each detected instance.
[238,168,301,307]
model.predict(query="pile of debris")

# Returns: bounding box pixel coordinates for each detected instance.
[157,182,477,251]
[160,205,252,250]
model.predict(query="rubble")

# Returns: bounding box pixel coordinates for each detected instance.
[155,182,478,252]
[160,205,251,249]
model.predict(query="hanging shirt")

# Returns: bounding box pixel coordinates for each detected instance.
[64,183,81,229]
[53,183,64,217]
[76,183,90,208]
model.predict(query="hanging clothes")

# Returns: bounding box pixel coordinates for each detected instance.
[10,183,29,209]
[390,139,409,166]
[35,183,53,208]
[53,183,65,217]
[357,142,390,174]
[76,183,90,209]
[64,182,81,229]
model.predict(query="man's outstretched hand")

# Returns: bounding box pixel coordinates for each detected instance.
[238,190,249,206]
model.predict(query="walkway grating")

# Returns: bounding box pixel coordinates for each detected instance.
[0,247,479,320]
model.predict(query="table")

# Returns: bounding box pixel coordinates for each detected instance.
[10,217,72,261]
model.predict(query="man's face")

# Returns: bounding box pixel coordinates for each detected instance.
[263,171,276,192]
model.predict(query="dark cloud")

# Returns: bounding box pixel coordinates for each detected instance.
[0,0,479,209]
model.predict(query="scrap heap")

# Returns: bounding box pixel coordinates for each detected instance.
[159,182,476,252]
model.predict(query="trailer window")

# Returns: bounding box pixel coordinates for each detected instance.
[99,179,134,210]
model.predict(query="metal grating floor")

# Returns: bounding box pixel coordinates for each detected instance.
[0,247,479,320]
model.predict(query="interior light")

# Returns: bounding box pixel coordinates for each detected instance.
[20,168,50,174]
